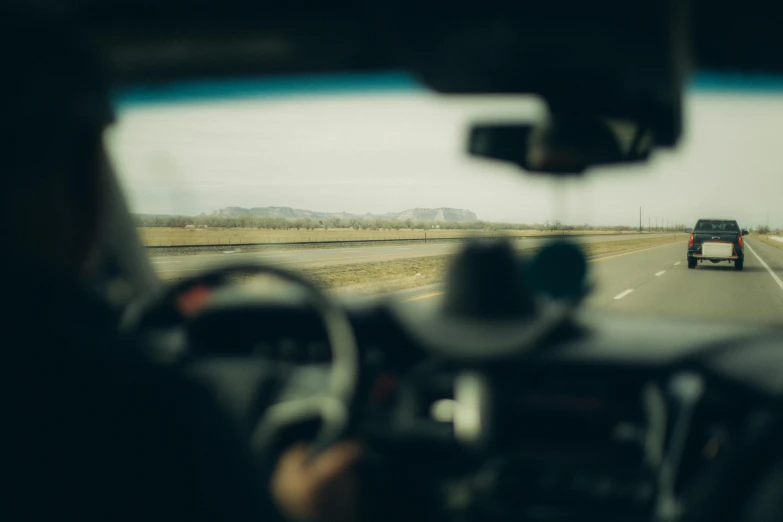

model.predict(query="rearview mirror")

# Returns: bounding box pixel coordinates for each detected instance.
[742,229,749,236]
[467,115,654,175]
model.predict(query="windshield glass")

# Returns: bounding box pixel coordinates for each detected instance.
[695,220,740,232]
[106,73,783,325]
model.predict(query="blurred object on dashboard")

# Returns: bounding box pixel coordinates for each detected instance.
[527,241,590,301]
[390,239,578,357]
[442,240,536,320]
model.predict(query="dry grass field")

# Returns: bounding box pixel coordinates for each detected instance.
[752,234,783,252]
[138,227,644,247]
[306,234,685,294]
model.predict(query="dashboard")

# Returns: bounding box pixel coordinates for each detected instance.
[177,293,783,522]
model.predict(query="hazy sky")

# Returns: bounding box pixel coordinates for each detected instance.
[106,89,783,229]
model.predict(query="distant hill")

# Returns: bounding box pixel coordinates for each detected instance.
[395,208,478,222]
[209,206,479,222]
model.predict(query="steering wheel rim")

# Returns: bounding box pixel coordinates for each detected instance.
[121,262,360,455]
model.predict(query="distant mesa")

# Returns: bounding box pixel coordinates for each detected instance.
[207,206,479,223]
[395,208,478,222]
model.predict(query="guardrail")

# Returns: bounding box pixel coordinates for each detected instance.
[143,231,667,249]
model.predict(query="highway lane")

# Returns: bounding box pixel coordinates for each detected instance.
[150,233,670,280]
[393,238,783,325]
[595,238,783,324]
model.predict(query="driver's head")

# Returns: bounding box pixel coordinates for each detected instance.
[0,16,114,278]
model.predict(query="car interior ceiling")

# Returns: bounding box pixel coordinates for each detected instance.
[9,2,783,522]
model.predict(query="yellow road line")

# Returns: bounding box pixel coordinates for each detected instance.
[587,241,680,263]
[403,291,445,302]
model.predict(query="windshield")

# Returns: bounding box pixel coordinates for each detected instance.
[106,73,783,325]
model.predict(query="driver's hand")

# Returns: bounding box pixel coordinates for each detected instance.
[271,441,362,522]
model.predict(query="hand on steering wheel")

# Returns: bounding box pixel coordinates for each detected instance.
[273,441,363,522]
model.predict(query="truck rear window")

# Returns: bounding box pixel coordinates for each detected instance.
[694,220,740,232]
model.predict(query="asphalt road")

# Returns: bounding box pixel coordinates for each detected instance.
[150,233,669,280]
[392,238,783,325]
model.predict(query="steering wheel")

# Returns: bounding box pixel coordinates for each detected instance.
[121,262,361,455]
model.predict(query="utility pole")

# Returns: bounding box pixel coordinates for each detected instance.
[639,207,642,233]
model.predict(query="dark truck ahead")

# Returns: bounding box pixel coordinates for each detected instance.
[687,219,749,270]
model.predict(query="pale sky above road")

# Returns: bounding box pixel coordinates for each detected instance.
[106,87,783,229]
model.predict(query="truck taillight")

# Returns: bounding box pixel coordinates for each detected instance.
[689,233,694,246]
[738,234,743,248]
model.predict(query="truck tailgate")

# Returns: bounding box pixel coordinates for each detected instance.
[701,242,734,258]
